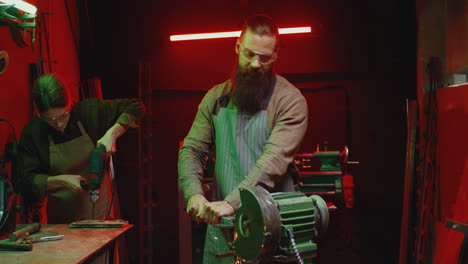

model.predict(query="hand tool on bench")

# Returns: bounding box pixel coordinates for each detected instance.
[8,222,41,242]
[0,223,40,251]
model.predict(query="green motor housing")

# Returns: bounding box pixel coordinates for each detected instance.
[228,186,329,263]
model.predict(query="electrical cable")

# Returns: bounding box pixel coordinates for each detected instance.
[78,0,99,79]
[287,229,304,264]
[0,118,18,232]
[105,168,116,220]
[102,155,116,220]
[63,0,80,57]
[0,119,17,144]
[39,0,53,73]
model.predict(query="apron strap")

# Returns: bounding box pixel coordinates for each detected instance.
[212,94,231,115]
[76,121,90,138]
[262,75,276,110]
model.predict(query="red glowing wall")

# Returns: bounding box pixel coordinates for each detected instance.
[0,0,80,146]
[433,84,468,264]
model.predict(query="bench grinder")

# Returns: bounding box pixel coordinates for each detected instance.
[218,186,329,263]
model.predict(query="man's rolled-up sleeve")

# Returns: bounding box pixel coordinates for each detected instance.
[178,89,217,201]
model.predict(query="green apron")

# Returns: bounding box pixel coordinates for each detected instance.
[203,81,274,264]
[45,121,113,224]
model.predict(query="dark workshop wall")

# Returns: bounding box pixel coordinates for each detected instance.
[86,1,416,263]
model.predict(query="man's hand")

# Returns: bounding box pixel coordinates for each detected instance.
[47,175,86,193]
[186,194,208,223]
[200,201,235,225]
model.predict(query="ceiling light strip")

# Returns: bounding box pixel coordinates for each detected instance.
[170,26,312,41]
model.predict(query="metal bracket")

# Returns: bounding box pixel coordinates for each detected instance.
[445,220,468,264]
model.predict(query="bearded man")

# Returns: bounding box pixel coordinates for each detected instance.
[178,14,308,264]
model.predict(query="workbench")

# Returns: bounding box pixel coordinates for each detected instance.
[0,224,133,264]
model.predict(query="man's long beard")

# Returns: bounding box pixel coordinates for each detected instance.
[231,64,273,115]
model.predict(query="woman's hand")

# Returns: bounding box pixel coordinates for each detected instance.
[47,174,86,192]
[97,123,128,154]
[97,133,117,154]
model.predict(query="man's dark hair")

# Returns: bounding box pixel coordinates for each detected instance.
[240,14,279,48]
[32,73,70,113]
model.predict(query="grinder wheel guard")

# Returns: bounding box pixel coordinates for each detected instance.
[233,186,281,262]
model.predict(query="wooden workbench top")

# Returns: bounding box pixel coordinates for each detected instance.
[0,224,133,264]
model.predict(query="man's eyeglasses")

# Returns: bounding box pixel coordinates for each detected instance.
[39,111,71,123]
[239,44,276,65]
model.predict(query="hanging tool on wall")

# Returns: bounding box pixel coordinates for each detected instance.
[0,1,37,48]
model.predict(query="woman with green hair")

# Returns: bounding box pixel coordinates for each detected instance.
[17,73,145,263]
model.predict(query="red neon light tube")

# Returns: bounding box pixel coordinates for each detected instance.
[170,26,312,41]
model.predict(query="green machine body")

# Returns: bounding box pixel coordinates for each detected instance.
[220,186,329,263]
